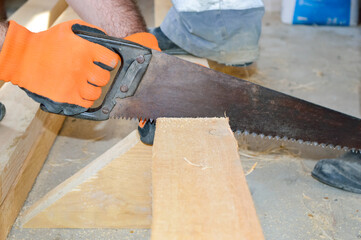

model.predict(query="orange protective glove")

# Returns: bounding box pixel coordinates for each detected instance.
[0,20,119,115]
[124,32,160,51]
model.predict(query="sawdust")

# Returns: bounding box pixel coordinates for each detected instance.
[245,162,258,176]
[238,141,300,161]
[312,69,324,77]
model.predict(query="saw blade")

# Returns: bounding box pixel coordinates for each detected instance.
[109,50,361,151]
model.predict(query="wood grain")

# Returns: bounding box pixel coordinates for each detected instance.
[151,118,264,240]
[0,1,68,239]
[21,131,153,229]
[0,0,68,204]
[0,110,64,240]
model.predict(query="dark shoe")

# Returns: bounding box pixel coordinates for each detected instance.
[312,151,361,194]
[148,27,190,55]
[0,102,5,121]
[138,120,156,145]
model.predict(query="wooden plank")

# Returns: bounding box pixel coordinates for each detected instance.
[0,1,68,239]
[52,6,77,25]
[151,118,264,240]
[0,110,64,240]
[21,131,152,229]
[9,0,68,32]
[0,0,67,204]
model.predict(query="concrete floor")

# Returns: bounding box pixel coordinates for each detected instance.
[7,8,361,240]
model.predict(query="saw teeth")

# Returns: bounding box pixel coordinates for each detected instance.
[235,129,360,152]
[107,118,361,152]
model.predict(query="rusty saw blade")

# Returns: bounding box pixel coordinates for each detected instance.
[109,50,361,151]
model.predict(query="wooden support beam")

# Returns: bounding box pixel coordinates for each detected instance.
[0,110,64,240]
[0,0,67,204]
[0,1,68,239]
[21,131,152,229]
[151,118,264,240]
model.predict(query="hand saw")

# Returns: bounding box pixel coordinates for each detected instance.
[42,29,361,151]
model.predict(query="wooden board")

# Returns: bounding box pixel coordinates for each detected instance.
[8,0,67,32]
[151,118,264,240]
[21,130,152,228]
[0,110,64,240]
[0,1,68,239]
[52,6,77,25]
[0,0,67,204]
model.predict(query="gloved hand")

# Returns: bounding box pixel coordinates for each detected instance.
[123,32,160,51]
[0,20,120,115]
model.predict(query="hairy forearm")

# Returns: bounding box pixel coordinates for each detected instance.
[0,21,8,51]
[66,0,146,38]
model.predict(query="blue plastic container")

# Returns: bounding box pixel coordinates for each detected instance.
[281,0,359,26]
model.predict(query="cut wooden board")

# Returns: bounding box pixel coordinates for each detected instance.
[21,130,153,229]
[151,118,264,240]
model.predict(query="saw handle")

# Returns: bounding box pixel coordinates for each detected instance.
[41,30,152,120]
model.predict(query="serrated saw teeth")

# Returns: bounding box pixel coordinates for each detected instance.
[110,114,361,153]
[234,128,360,153]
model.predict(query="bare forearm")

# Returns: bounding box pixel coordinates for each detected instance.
[0,21,8,51]
[66,0,146,38]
